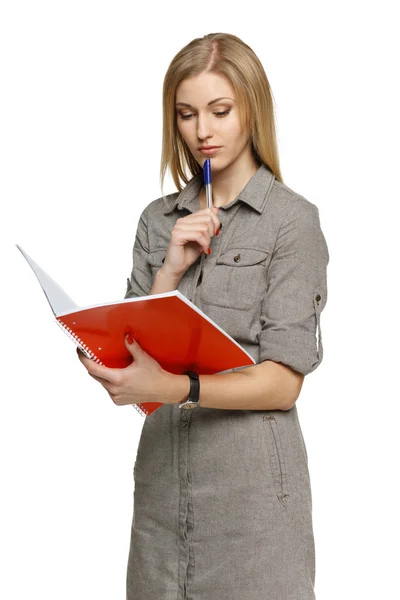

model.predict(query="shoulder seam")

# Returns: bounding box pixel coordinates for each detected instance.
[274,181,319,211]
[271,191,319,258]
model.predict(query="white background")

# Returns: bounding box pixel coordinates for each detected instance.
[1,1,399,598]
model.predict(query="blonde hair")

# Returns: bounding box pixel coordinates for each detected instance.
[160,32,284,199]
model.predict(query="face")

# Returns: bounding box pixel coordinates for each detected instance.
[175,72,252,173]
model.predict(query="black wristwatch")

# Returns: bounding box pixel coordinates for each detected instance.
[179,370,200,410]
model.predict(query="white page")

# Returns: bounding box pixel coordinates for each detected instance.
[16,244,255,364]
[16,244,79,316]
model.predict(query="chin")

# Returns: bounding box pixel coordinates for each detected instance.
[196,154,231,173]
[212,158,235,172]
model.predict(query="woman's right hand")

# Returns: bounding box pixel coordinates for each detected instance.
[160,206,221,279]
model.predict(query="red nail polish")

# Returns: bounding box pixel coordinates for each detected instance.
[126,333,134,344]
[216,228,220,236]
[207,248,211,255]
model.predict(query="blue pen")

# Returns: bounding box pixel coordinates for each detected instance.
[203,158,213,208]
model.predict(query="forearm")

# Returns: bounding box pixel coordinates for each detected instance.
[151,269,297,411]
[163,363,293,411]
[150,267,182,295]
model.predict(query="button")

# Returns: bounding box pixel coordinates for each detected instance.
[315,294,321,303]
[233,254,241,263]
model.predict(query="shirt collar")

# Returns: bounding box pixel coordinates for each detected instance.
[163,163,275,215]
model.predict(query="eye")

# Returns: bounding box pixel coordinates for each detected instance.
[177,109,231,121]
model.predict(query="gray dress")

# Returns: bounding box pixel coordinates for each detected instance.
[124,164,329,600]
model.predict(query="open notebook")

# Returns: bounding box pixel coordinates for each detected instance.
[16,245,255,417]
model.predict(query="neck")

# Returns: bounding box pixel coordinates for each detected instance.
[199,149,260,209]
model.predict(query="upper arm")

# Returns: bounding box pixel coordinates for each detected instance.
[258,198,329,382]
[125,208,153,299]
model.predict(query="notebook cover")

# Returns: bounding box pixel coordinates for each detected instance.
[57,294,255,415]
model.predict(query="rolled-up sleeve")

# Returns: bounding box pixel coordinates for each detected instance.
[124,208,153,299]
[258,198,329,375]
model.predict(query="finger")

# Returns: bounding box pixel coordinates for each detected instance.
[172,228,211,254]
[81,359,120,383]
[89,373,111,387]
[179,210,220,235]
[174,222,214,246]
[88,373,120,397]
[196,207,220,233]
[176,211,219,234]
[174,223,212,240]
[77,349,96,369]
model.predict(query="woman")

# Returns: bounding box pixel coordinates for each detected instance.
[79,32,329,600]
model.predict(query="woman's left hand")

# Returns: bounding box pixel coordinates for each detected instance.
[77,334,172,406]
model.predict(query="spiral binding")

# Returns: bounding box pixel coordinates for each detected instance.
[56,319,148,418]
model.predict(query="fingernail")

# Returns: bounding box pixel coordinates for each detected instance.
[207,248,211,255]
[126,333,134,344]
[216,228,220,236]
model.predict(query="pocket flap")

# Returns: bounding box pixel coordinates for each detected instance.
[217,247,269,267]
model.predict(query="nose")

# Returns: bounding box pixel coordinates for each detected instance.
[196,112,213,142]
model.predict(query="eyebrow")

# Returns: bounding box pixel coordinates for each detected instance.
[175,97,235,108]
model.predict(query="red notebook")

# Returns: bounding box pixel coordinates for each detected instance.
[16,245,255,417]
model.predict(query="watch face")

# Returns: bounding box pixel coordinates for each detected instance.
[180,401,198,410]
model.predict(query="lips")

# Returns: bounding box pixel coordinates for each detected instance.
[199,147,221,155]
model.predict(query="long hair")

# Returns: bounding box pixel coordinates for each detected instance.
[160,32,283,199]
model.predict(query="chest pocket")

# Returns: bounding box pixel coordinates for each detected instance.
[201,246,270,310]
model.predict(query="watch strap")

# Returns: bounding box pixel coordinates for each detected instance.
[180,370,200,409]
